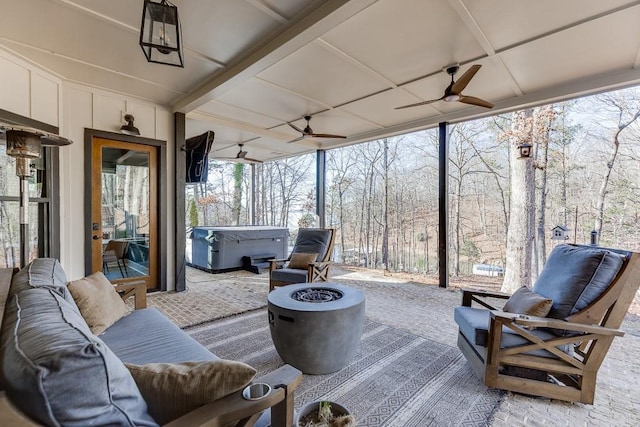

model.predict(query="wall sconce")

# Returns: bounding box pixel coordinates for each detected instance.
[517,143,533,159]
[0,125,73,267]
[120,114,140,136]
[140,0,184,67]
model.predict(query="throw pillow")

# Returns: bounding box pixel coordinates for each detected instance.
[67,271,129,335]
[125,360,257,425]
[288,252,318,270]
[503,286,553,317]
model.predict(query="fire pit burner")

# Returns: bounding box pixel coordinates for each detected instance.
[291,287,343,303]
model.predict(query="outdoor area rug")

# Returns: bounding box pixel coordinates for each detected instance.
[185,309,504,427]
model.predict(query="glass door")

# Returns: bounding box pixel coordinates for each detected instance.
[90,137,158,289]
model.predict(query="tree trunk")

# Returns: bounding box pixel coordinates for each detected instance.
[382,139,389,270]
[534,105,554,276]
[502,109,536,293]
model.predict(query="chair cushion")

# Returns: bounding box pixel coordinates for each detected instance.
[8,258,78,311]
[533,244,625,320]
[100,308,218,364]
[0,287,156,427]
[67,271,129,335]
[292,228,332,262]
[454,306,570,358]
[271,268,308,284]
[126,360,256,425]
[503,286,553,317]
[288,252,318,270]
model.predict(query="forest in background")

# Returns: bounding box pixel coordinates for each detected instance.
[186,87,640,284]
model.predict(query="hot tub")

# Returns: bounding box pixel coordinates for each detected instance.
[189,226,288,273]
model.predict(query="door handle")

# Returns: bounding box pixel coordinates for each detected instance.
[92,235,100,240]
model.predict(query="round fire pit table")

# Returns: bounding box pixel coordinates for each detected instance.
[268,283,365,374]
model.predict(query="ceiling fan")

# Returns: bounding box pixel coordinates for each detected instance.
[287,115,347,143]
[218,144,262,163]
[395,64,494,110]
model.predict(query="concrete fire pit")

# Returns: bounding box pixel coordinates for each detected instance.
[267,283,365,374]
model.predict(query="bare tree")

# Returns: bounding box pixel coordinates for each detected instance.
[502,109,536,293]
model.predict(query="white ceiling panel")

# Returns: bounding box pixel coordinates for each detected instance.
[500,9,640,93]
[465,0,638,51]
[340,88,440,128]
[257,40,391,107]
[322,0,486,85]
[215,78,328,122]
[196,101,283,129]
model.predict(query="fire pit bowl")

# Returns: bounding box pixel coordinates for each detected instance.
[268,283,365,374]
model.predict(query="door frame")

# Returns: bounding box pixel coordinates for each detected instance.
[84,129,167,290]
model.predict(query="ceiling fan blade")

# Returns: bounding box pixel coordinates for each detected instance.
[309,133,346,139]
[458,95,494,109]
[451,64,481,95]
[288,122,303,133]
[243,157,263,164]
[286,136,306,144]
[395,98,442,110]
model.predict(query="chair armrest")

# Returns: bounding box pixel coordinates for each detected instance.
[114,282,147,310]
[165,364,303,427]
[308,261,332,282]
[490,311,625,337]
[461,288,510,308]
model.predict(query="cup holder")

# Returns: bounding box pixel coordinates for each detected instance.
[242,383,272,400]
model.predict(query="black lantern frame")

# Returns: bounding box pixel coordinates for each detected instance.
[140,0,184,67]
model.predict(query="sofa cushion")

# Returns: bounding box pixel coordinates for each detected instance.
[503,286,553,317]
[271,268,308,284]
[0,287,156,427]
[288,252,318,270]
[292,228,332,262]
[67,271,129,335]
[101,307,218,364]
[126,360,256,425]
[454,306,570,358]
[8,258,77,311]
[533,245,625,320]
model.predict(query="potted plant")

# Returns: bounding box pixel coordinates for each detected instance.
[295,401,355,427]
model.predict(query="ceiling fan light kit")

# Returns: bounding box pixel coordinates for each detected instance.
[396,64,494,110]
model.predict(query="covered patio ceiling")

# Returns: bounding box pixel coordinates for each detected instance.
[3,0,640,162]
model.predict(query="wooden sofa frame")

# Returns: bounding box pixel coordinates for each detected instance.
[458,249,640,404]
[0,270,302,427]
[269,228,336,292]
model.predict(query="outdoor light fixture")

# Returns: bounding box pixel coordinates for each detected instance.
[517,143,533,159]
[140,0,184,67]
[120,114,140,136]
[0,125,73,268]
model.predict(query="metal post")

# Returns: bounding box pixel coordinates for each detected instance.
[438,122,449,288]
[316,150,326,228]
[17,158,32,268]
[590,230,598,246]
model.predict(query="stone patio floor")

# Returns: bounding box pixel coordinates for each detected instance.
[147,265,640,427]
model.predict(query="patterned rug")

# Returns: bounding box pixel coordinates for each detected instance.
[185,309,504,427]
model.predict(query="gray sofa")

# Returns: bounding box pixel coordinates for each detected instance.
[0,258,301,426]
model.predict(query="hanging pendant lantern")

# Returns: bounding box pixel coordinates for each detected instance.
[140,0,184,67]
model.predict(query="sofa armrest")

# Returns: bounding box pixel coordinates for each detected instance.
[490,311,625,337]
[165,364,303,427]
[461,288,510,308]
[114,282,147,309]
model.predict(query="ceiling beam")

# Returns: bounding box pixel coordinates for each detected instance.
[172,0,380,113]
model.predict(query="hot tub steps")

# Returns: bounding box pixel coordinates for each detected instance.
[243,253,277,274]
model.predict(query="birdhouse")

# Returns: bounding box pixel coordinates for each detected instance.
[551,225,569,240]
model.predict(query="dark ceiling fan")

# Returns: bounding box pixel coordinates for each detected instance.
[395,64,494,110]
[217,144,262,163]
[287,115,347,143]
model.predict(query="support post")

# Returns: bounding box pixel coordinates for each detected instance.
[438,122,449,288]
[251,163,257,225]
[316,150,326,228]
[174,112,186,292]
